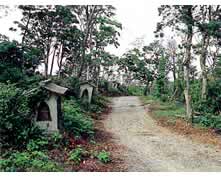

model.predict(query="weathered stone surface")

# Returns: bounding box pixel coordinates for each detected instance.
[79,82,95,104]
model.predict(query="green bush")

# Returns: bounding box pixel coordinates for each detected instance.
[90,94,109,113]
[108,86,122,96]
[98,79,129,96]
[192,79,221,129]
[193,80,221,115]
[160,94,168,102]
[98,79,109,93]
[0,151,62,172]
[26,138,48,151]
[0,83,44,148]
[0,64,25,84]
[62,77,80,97]
[96,150,111,163]
[68,146,84,164]
[128,85,144,96]
[117,85,129,95]
[49,132,63,148]
[190,81,201,106]
[194,114,221,129]
[63,99,94,137]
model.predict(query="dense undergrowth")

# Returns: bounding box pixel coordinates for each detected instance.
[63,98,94,137]
[0,76,111,172]
[0,94,110,171]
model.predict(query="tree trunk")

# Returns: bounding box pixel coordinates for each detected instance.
[95,65,101,93]
[176,55,184,99]
[57,44,64,78]
[78,6,97,78]
[172,56,177,92]
[44,38,52,78]
[184,66,192,121]
[183,6,193,122]
[45,47,49,77]
[200,6,212,99]
[200,34,210,99]
[144,81,149,96]
[49,48,56,76]
[21,9,31,70]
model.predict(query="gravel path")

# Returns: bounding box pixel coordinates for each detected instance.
[104,96,221,172]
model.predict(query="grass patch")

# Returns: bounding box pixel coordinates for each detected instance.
[154,106,185,118]
[128,85,145,96]
[140,95,156,105]
[140,96,185,120]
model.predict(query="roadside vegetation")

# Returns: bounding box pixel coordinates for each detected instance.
[0,81,112,171]
[141,96,221,148]
[141,94,221,132]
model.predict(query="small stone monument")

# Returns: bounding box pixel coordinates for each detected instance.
[35,80,68,132]
[79,81,96,104]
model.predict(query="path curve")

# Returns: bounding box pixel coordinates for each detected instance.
[104,96,221,172]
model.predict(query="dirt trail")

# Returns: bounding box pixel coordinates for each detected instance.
[104,96,221,172]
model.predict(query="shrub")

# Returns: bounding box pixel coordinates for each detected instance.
[49,132,63,148]
[160,94,168,102]
[0,151,62,172]
[128,85,144,96]
[90,94,109,113]
[108,86,122,96]
[0,83,44,148]
[0,64,25,84]
[193,114,221,129]
[117,85,129,95]
[96,150,111,163]
[63,99,94,137]
[98,79,109,93]
[194,80,221,115]
[57,77,80,98]
[68,146,84,164]
[26,138,48,151]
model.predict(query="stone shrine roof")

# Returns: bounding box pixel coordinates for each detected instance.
[40,80,68,95]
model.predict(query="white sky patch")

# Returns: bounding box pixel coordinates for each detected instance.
[107,3,160,56]
[0,7,22,41]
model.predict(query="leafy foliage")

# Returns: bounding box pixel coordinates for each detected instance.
[0,41,24,83]
[128,85,145,96]
[0,151,62,172]
[98,79,130,97]
[49,132,63,147]
[193,114,221,129]
[96,150,111,163]
[63,99,94,137]
[26,138,49,151]
[68,146,85,164]
[89,94,109,113]
[0,83,45,148]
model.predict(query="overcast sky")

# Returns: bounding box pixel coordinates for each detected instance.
[0,0,220,56]
[107,3,160,55]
